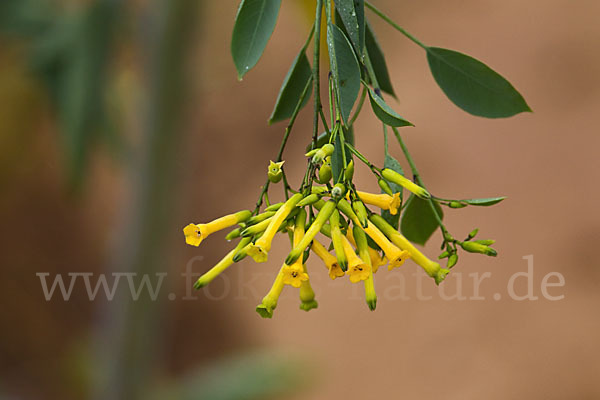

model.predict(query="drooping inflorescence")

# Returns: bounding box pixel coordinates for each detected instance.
[183,0,527,317]
[183,142,496,318]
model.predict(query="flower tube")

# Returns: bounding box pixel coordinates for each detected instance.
[353,225,377,310]
[341,235,371,283]
[346,228,387,273]
[329,209,348,271]
[381,168,430,200]
[355,190,401,215]
[246,193,303,263]
[361,221,410,270]
[311,239,345,280]
[285,200,336,265]
[194,237,252,288]
[369,214,449,284]
[183,210,252,247]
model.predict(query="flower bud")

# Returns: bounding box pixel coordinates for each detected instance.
[225,227,242,241]
[285,200,336,265]
[336,199,360,225]
[331,183,346,200]
[447,253,458,268]
[468,228,479,239]
[460,241,497,256]
[311,143,335,164]
[305,149,318,157]
[344,160,355,181]
[330,210,348,271]
[474,239,496,246]
[247,211,276,225]
[311,186,328,195]
[321,143,335,157]
[264,203,283,212]
[318,165,332,183]
[240,217,272,237]
[438,250,450,259]
[352,200,369,228]
[267,160,285,183]
[378,178,394,196]
[381,168,430,200]
[297,194,320,207]
[449,201,467,208]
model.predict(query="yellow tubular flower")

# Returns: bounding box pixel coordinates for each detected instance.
[353,225,377,310]
[256,266,286,318]
[362,221,411,270]
[356,190,401,215]
[290,209,318,311]
[285,200,336,265]
[299,270,318,311]
[329,210,348,271]
[311,239,345,280]
[281,211,309,287]
[381,169,430,200]
[194,237,252,289]
[183,210,252,247]
[369,214,448,284]
[346,229,387,273]
[341,236,371,283]
[247,193,303,263]
[281,265,309,288]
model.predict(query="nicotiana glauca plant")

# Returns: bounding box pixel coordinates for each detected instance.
[183,0,530,318]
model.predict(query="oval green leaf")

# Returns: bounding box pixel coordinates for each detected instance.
[268,50,312,124]
[327,24,361,125]
[368,87,413,127]
[462,196,506,206]
[401,195,443,246]
[365,19,395,97]
[426,47,531,118]
[231,0,282,80]
[334,0,365,59]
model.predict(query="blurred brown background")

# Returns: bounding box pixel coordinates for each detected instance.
[2,0,599,399]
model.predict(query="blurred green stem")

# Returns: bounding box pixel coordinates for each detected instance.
[91,1,198,399]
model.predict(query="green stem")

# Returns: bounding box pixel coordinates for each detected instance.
[344,142,380,173]
[383,124,390,157]
[365,1,429,50]
[311,0,324,149]
[254,77,313,213]
[348,86,367,126]
[363,47,380,90]
[391,126,449,236]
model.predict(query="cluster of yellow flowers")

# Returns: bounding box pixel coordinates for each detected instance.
[183,144,449,318]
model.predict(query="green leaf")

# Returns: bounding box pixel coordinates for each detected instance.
[401,195,443,245]
[331,126,353,183]
[368,87,412,127]
[231,0,282,80]
[381,154,403,229]
[462,196,506,206]
[334,0,365,59]
[426,47,531,118]
[365,19,395,97]
[268,50,312,124]
[327,23,361,125]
